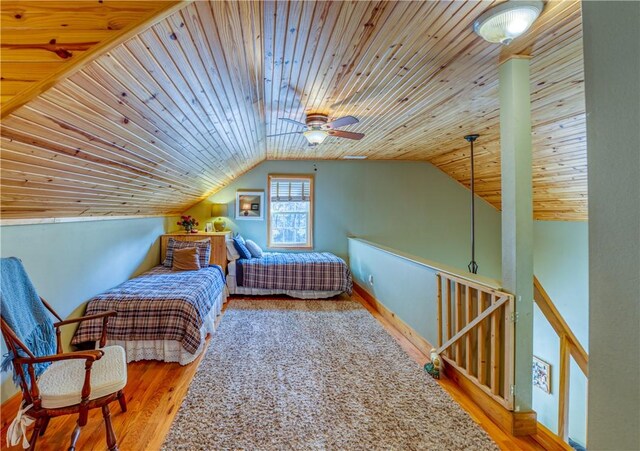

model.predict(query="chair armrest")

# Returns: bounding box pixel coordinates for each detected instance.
[16,350,105,406]
[53,311,117,328]
[15,349,104,365]
[54,310,117,349]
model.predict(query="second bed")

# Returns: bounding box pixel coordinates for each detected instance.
[227,252,353,299]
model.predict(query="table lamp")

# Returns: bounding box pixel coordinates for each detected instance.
[211,203,228,231]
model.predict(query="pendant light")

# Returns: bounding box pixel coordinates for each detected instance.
[465,134,480,274]
[473,1,544,45]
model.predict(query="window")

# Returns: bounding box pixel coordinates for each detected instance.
[268,174,314,249]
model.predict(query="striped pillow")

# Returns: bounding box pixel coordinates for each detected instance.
[163,238,211,268]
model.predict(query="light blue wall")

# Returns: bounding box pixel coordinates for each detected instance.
[0,216,176,402]
[185,160,503,280]
[348,238,502,348]
[532,220,588,446]
[349,239,440,346]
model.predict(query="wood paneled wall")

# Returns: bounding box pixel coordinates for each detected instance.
[0,1,587,221]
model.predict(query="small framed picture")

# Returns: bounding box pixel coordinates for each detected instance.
[532,356,551,394]
[204,222,213,232]
[235,190,264,220]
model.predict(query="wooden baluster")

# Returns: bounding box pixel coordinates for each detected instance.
[503,295,515,407]
[465,285,473,373]
[558,334,571,441]
[437,274,443,347]
[477,290,487,386]
[455,282,463,366]
[445,278,452,358]
[490,293,501,395]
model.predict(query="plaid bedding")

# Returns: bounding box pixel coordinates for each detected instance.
[72,265,225,355]
[236,252,352,294]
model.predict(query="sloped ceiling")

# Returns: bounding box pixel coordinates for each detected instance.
[0,1,181,107]
[0,0,586,221]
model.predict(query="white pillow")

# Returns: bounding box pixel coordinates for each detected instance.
[245,239,263,258]
[226,240,240,261]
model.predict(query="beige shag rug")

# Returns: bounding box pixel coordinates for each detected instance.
[163,299,498,450]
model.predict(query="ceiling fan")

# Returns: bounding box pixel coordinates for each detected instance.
[268,114,364,145]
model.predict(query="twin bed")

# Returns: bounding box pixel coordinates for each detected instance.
[72,265,226,365]
[72,235,352,365]
[228,252,352,299]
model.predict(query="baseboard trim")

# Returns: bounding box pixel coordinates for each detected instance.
[353,282,434,356]
[533,422,573,450]
[353,281,538,438]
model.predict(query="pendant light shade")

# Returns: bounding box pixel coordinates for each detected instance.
[473,1,544,45]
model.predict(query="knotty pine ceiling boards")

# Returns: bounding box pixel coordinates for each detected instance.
[0,1,586,221]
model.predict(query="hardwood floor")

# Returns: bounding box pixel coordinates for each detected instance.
[0,304,226,451]
[1,295,545,450]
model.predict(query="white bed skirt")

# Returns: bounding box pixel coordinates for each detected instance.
[226,272,343,300]
[105,290,226,365]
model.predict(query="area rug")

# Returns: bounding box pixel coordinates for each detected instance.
[163,299,497,450]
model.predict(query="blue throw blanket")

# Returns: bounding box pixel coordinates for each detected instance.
[0,257,56,384]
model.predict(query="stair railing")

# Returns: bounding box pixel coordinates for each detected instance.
[533,276,589,442]
[435,272,516,410]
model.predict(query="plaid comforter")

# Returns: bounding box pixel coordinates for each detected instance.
[72,265,225,355]
[236,252,352,294]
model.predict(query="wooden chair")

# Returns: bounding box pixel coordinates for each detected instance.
[1,297,127,450]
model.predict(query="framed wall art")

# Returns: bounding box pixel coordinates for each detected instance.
[235,190,264,220]
[532,356,551,394]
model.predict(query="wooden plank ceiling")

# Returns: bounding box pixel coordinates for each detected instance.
[0,1,180,107]
[0,0,586,221]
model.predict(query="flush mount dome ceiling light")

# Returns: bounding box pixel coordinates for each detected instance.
[473,0,544,45]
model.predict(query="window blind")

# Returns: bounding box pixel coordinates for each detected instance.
[270,178,311,201]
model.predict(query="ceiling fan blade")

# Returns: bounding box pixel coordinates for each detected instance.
[324,115,359,129]
[278,118,307,128]
[267,132,303,138]
[327,130,365,140]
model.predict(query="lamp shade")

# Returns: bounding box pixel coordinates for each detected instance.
[211,203,228,217]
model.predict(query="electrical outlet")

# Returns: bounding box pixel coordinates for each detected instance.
[368,274,374,285]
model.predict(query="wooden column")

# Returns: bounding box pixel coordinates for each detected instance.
[499,56,534,414]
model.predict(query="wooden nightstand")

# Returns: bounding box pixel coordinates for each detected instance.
[160,231,231,272]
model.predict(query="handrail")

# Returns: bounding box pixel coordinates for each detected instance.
[533,276,588,377]
[348,238,503,290]
[533,276,589,442]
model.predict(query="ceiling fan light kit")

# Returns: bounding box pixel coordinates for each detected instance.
[473,0,544,45]
[303,129,329,145]
[268,113,365,145]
